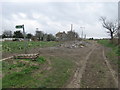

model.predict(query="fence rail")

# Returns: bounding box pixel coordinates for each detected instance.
[0,53,39,61]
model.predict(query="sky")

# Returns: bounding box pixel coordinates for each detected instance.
[1,0,118,39]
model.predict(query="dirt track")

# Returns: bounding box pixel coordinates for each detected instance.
[2,40,118,88]
[66,42,96,88]
[79,43,118,88]
[36,41,118,88]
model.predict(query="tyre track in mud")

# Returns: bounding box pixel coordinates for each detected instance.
[3,41,117,88]
[102,48,118,87]
[81,44,118,88]
[66,44,96,88]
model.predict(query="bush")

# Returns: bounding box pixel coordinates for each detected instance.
[36,56,46,63]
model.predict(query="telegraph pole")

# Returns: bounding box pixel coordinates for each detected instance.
[80,27,83,39]
[22,25,27,54]
[82,30,83,39]
[71,24,73,31]
[84,34,86,39]
[70,24,73,40]
[80,27,85,39]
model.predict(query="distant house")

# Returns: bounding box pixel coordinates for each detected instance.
[56,30,79,41]
[56,31,67,41]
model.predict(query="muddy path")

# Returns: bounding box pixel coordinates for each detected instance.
[2,41,118,88]
[35,41,98,88]
[80,43,118,88]
[66,44,96,88]
[62,41,118,88]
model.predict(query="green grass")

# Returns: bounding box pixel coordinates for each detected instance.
[98,39,119,67]
[37,57,74,88]
[2,41,60,53]
[0,61,1,89]
[98,40,119,56]
[2,56,74,88]
[0,61,2,72]
[15,56,46,63]
[36,56,46,63]
[21,66,39,74]
[3,71,34,88]
[2,56,46,88]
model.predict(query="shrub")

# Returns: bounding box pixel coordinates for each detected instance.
[36,56,46,63]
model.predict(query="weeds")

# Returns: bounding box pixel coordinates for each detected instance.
[2,41,60,53]
[98,39,119,71]
[98,40,119,56]
[36,56,46,63]
[2,62,40,87]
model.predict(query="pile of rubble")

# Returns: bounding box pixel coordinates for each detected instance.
[59,41,91,49]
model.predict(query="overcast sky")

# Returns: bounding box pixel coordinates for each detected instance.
[1,1,118,39]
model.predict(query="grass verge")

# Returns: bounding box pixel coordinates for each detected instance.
[97,39,119,72]
[2,56,46,88]
[2,56,74,88]
[36,56,74,88]
[2,41,61,53]
[98,40,119,56]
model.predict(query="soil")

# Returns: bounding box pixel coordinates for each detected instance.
[80,44,118,88]
[2,40,118,88]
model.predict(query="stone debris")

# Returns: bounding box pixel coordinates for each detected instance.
[59,40,91,49]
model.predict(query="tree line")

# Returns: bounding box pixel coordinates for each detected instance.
[2,30,56,41]
[2,16,119,43]
[1,29,80,41]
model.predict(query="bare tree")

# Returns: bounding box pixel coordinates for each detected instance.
[100,17,118,42]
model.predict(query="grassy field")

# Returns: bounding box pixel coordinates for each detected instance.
[2,41,60,53]
[98,39,119,71]
[2,56,74,88]
[2,56,46,88]
[2,41,75,88]
[98,40,119,56]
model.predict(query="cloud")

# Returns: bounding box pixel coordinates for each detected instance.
[1,0,119,2]
[19,13,27,18]
[1,2,118,38]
